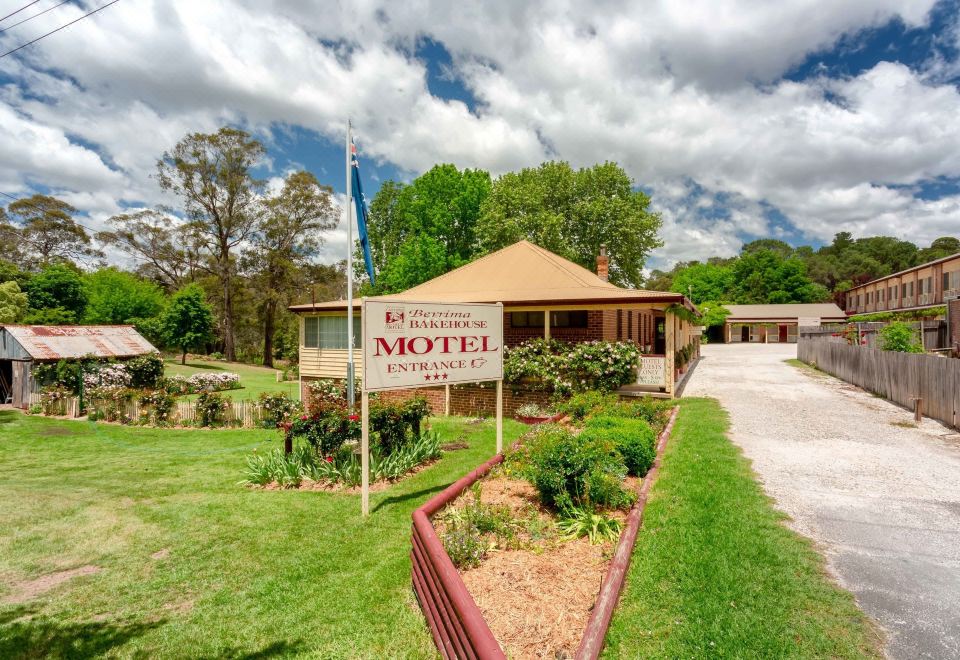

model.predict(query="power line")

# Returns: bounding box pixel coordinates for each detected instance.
[0,189,104,237]
[0,1,42,23]
[0,0,121,60]
[0,0,71,35]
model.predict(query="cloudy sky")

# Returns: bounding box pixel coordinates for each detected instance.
[1,0,959,269]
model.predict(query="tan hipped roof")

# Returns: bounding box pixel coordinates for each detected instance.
[290,241,693,312]
[724,303,846,322]
[0,325,157,360]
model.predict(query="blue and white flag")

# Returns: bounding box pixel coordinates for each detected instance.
[350,139,376,285]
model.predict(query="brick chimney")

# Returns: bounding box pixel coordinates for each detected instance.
[596,244,609,281]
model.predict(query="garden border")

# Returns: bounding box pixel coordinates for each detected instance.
[410,405,681,659]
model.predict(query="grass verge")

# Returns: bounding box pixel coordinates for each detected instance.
[603,397,882,659]
[0,410,523,658]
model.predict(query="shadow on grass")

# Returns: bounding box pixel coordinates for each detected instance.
[0,410,19,424]
[201,639,307,659]
[0,606,163,658]
[176,362,229,372]
[371,483,451,513]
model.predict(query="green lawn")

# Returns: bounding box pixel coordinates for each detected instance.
[603,398,882,658]
[0,411,525,658]
[164,358,300,401]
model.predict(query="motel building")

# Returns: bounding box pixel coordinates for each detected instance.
[722,303,847,344]
[289,240,700,414]
[844,252,960,318]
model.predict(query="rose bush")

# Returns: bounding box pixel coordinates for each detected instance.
[503,339,641,395]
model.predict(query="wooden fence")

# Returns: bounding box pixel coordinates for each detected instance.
[798,339,960,429]
[801,321,947,350]
[27,392,269,428]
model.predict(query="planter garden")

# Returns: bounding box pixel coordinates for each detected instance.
[512,403,561,425]
[411,392,679,659]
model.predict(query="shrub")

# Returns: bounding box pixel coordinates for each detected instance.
[305,378,361,412]
[187,372,240,392]
[581,416,657,477]
[86,385,136,422]
[138,389,176,425]
[258,392,302,429]
[440,522,490,569]
[559,390,617,421]
[879,321,923,353]
[196,391,229,427]
[504,339,642,395]
[516,425,633,511]
[592,396,673,434]
[158,375,191,395]
[39,384,72,415]
[288,408,360,456]
[83,363,132,390]
[438,485,517,568]
[126,353,165,388]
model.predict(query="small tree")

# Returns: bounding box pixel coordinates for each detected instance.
[879,321,923,353]
[161,284,214,364]
[0,281,28,323]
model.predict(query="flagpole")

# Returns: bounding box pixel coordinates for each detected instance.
[346,119,355,409]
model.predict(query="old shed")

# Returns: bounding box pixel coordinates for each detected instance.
[0,325,157,408]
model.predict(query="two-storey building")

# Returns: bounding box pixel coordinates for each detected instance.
[845,252,960,317]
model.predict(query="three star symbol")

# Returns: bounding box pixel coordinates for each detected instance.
[423,373,449,382]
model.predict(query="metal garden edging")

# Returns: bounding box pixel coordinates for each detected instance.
[411,405,681,659]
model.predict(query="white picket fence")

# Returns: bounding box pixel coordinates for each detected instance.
[27,392,270,428]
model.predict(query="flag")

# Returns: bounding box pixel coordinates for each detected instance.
[351,139,376,285]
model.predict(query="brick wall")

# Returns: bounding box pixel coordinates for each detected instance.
[374,383,555,417]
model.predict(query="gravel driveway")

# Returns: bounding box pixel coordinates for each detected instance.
[684,343,960,660]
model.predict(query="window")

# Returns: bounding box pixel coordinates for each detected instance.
[303,316,361,349]
[627,311,633,338]
[945,273,951,291]
[550,311,589,328]
[510,311,545,328]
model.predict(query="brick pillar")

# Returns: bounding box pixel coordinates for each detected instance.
[596,245,609,281]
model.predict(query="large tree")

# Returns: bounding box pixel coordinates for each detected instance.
[669,262,735,303]
[23,263,88,323]
[157,127,265,361]
[916,236,960,263]
[82,268,167,325]
[476,161,662,287]
[7,194,103,266]
[96,210,204,289]
[362,164,491,293]
[0,281,28,324]
[731,250,827,304]
[245,171,337,367]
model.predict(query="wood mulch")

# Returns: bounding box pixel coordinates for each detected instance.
[451,474,632,659]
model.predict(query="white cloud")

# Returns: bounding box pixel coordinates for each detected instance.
[0,0,957,271]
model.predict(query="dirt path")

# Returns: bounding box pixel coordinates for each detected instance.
[685,343,960,660]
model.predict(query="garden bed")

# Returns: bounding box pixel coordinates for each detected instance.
[412,393,679,659]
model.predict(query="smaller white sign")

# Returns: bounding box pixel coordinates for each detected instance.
[636,356,666,387]
[362,299,504,392]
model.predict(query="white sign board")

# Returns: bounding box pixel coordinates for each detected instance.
[636,356,666,387]
[362,299,503,392]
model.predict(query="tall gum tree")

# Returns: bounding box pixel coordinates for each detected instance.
[157,128,265,361]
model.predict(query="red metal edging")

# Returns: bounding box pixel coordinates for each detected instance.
[575,405,680,659]
[412,406,681,660]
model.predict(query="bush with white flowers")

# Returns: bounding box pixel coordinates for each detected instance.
[83,363,132,389]
[186,372,240,392]
[503,339,641,395]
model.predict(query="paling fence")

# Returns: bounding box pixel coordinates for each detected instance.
[802,321,947,350]
[798,338,960,429]
[27,392,268,428]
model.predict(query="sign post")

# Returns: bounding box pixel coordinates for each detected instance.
[360,299,504,516]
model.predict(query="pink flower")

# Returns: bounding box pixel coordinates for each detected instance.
[300,415,308,421]
[325,456,334,463]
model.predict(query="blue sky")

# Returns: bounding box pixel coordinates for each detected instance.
[0,0,959,269]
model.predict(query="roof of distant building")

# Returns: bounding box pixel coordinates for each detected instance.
[0,325,157,360]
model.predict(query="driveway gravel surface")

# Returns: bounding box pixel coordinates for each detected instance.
[685,343,960,660]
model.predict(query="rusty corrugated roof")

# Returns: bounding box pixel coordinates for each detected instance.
[0,325,157,360]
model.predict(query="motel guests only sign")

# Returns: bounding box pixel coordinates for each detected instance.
[362,300,503,392]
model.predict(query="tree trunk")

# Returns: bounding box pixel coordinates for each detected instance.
[222,270,236,362]
[262,298,276,368]
[181,347,187,365]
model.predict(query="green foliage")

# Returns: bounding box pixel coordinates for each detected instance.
[82,268,166,325]
[503,339,642,395]
[438,485,521,568]
[850,306,945,322]
[558,390,617,421]
[878,322,923,353]
[732,249,828,304]
[138,389,176,426]
[513,424,634,512]
[161,284,214,361]
[697,300,731,328]
[125,353,165,389]
[7,194,102,265]
[38,385,72,415]
[594,396,673,434]
[195,391,229,427]
[582,416,657,477]
[257,391,302,429]
[476,161,662,287]
[0,280,28,323]
[557,507,623,544]
[670,262,734,303]
[23,263,87,323]
[369,397,430,454]
[364,164,491,294]
[288,408,359,456]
